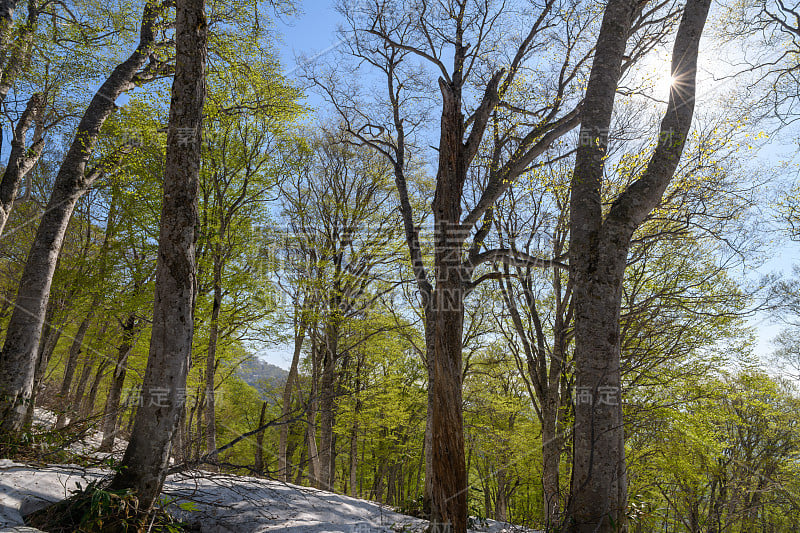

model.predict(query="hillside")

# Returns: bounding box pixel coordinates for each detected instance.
[236,358,289,392]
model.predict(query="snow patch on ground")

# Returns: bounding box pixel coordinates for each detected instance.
[1,410,538,532]
[0,461,536,532]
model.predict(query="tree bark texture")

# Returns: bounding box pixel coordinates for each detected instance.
[109,0,206,511]
[566,1,711,531]
[428,76,468,533]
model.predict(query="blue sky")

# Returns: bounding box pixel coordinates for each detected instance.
[259,0,800,370]
[274,0,343,78]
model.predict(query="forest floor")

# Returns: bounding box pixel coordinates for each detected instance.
[0,412,538,533]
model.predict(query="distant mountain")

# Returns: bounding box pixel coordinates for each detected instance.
[237,358,289,392]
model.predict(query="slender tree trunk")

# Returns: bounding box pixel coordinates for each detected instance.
[0,92,44,235]
[422,314,435,517]
[542,391,562,526]
[99,314,137,452]
[195,380,205,460]
[81,357,109,418]
[294,435,307,485]
[54,312,93,428]
[70,324,107,421]
[172,408,186,463]
[279,318,306,481]
[318,320,338,491]
[109,0,206,511]
[0,0,169,434]
[285,422,299,481]
[70,354,95,415]
[349,418,358,498]
[542,323,567,526]
[204,253,222,463]
[254,400,267,474]
[185,389,198,459]
[306,332,322,487]
[349,352,361,498]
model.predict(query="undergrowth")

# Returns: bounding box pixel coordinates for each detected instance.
[25,479,191,532]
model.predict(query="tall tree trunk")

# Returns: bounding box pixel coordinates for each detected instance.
[422,313,435,517]
[109,0,206,511]
[194,380,205,460]
[563,1,639,525]
[279,317,306,481]
[185,386,199,460]
[204,253,222,463]
[428,73,469,531]
[100,314,137,452]
[349,351,361,499]
[318,319,338,491]
[349,417,358,498]
[0,0,169,434]
[566,1,710,530]
[542,321,568,526]
[542,387,563,525]
[306,331,322,487]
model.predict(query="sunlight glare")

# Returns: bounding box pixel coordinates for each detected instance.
[654,73,676,99]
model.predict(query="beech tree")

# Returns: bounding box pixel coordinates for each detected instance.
[276,130,402,488]
[0,0,173,434]
[315,0,684,529]
[317,2,591,528]
[566,0,711,529]
[197,87,298,464]
[107,0,206,511]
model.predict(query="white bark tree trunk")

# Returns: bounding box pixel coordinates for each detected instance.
[108,0,206,511]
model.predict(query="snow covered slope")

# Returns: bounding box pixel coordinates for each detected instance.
[0,460,537,532]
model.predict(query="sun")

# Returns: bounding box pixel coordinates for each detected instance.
[654,74,677,99]
[635,49,675,101]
